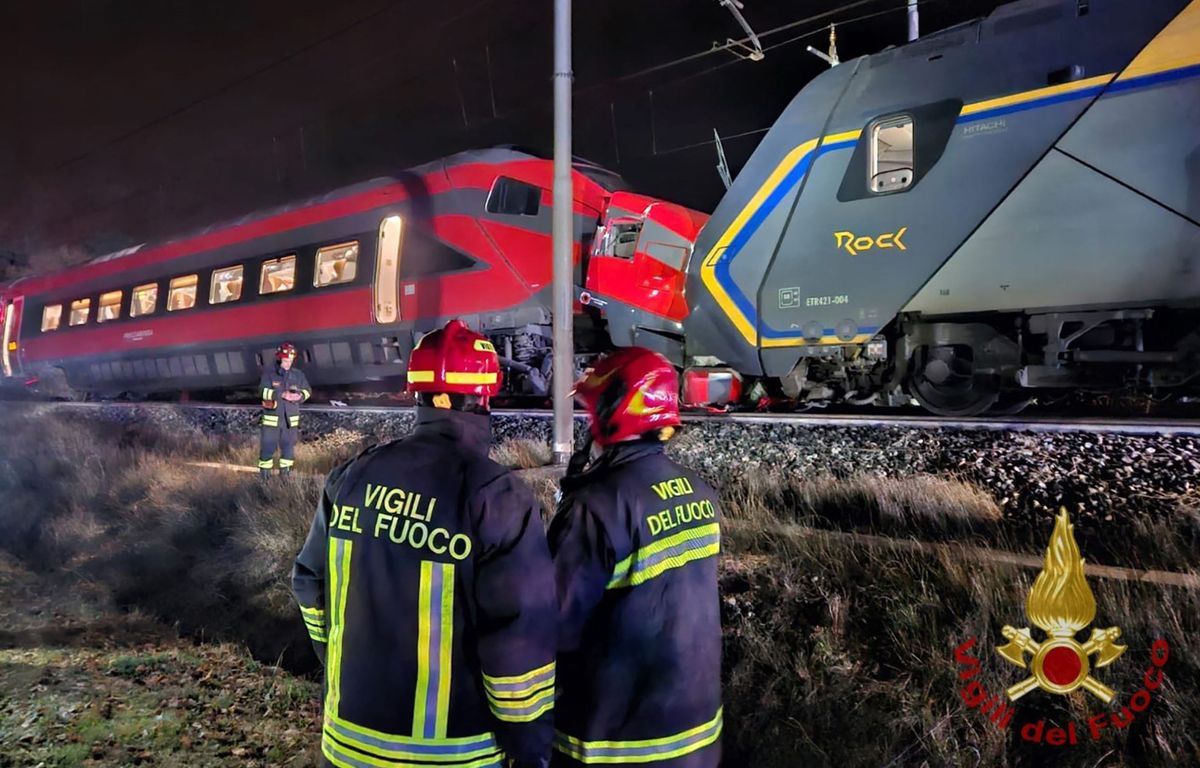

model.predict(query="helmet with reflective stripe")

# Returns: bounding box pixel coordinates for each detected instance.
[276,342,297,361]
[574,347,681,447]
[406,319,502,403]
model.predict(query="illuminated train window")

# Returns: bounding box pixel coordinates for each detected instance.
[97,290,123,323]
[42,304,63,332]
[210,265,245,304]
[131,283,158,317]
[260,255,296,295]
[315,242,359,287]
[869,115,914,193]
[168,274,199,311]
[69,298,91,326]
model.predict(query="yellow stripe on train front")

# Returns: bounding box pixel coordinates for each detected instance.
[1117,0,1200,81]
[699,138,822,347]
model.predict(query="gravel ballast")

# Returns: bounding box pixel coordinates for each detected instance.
[26,402,1200,561]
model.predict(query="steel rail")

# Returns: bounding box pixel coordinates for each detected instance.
[16,400,1200,436]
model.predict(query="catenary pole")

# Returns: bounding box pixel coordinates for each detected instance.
[552,0,574,465]
[907,0,919,41]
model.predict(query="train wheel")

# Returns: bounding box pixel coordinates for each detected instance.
[909,345,1000,417]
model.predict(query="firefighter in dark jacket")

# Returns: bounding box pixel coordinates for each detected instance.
[291,318,558,768]
[258,342,311,479]
[549,347,723,768]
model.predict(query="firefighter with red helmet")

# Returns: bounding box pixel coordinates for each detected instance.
[291,318,557,768]
[548,347,723,768]
[258,342,311,479]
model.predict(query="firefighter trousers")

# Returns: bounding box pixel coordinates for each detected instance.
[259,420,298,471]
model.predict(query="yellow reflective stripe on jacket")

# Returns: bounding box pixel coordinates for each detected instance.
[323,713,502,766]
[300,604,327,643]
[607,523,721,590]
[482,660,555,722]
[288,415,301,427]
[262,387,275,400]
[301,388,312,401]
[554,707,723,764]
[412,561,455,739]
[483,660,555,697]
[323,737,503,768]
[487,685,553,723]
[262,414,280,426]
[300,604,325,620]
[326,537,353,718]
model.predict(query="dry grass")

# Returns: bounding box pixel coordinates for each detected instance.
[1,408,1198,766]
[490,438,552,470]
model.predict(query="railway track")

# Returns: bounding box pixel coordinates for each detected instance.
[16,398,1200,436]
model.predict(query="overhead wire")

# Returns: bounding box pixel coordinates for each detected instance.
[640,0,957,158]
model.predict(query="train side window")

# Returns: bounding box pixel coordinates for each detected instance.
[869,115,914,193]
[42,304,63,332]
[315,242,359,287]
[97,290,123,323]
[260,255,297,294]
[131,283,158,317]
[69,298,91,326]
[210,265,245,304]
[168,274,199,311]
[485,177,541,216]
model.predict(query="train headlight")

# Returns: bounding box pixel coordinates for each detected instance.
[865,335,888,360]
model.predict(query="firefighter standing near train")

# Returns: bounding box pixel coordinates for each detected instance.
[258,342,312,479]
[291,318,558,768]
[549,347,724,768]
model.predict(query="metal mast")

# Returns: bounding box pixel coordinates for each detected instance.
[551,0,574,465]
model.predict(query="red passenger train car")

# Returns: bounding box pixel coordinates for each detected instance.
[0,147,708,401]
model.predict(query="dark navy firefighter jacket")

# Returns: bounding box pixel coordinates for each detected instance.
[292,407,558,768]
[259,363,311,428]
[549,440,723,768]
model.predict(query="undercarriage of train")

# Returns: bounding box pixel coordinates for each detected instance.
[723,307,1200,417]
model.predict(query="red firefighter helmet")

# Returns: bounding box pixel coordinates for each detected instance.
[574,347,681,447]
[275,342,297,362]
[406,319,502,404]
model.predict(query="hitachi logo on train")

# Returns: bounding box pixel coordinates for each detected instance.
[651,476,694,500]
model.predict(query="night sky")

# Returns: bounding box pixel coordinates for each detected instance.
[1,0,1002,273]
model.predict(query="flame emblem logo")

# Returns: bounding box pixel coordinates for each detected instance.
[996,508,1126,702]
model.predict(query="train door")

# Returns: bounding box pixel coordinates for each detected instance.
[374,215,404,323]
[1,294,22,378]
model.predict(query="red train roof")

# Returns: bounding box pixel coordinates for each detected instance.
[12,147,620,298]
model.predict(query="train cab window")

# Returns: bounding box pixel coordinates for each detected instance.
[315,242,359,287]
[210,265,245,304]
[97,290,123,323]
[41,304,63,332]
[131,283,158,317]
[869,116,914,193]
[167,274,199,311]
[485,177,541,216]
[69,298,91,326]
[595,218,643,260]
[260,255,296,295]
